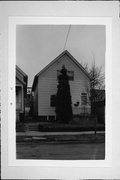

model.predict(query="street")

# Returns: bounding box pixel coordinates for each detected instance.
[16,142,105,160]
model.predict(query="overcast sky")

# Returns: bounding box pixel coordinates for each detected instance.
[16,25,105,87]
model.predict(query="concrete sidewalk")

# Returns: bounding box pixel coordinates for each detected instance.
[17,130,105,137]
[16,131,105,144]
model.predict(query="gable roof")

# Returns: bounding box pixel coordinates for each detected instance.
[16,65,28,77]
[32,50,90,91]
[16,65,28,86]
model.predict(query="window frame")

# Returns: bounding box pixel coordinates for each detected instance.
[81,92,87,106]
[57,70,74,81]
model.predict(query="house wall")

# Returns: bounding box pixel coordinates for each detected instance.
[16,82,24,121]
[37,54,91,117]
[33,84,38,115]
[39,55,89,81]
[16,80,24,112]
[16,67,27,122]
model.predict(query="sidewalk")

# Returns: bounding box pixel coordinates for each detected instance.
[16,130,105,144]
[17,130,105,136]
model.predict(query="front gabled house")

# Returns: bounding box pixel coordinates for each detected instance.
[16,66,28,122]
[32,50,91,121]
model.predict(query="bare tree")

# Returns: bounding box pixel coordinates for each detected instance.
[89,62,105,90]
[82,58,105,134]
[82,60,105,90]
[82,60,105,105]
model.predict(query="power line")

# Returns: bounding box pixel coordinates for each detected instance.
[63,25,71,51]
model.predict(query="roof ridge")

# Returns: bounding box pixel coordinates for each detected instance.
[32,50,90,91]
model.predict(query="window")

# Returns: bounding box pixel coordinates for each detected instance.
[50,95,56,107]
[67,71,74,80]
[57,70,74,81]
[81,93,87,105]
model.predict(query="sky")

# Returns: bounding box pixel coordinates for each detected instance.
[16,25,105,87]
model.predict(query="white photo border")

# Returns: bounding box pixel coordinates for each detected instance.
[8,16,112,167]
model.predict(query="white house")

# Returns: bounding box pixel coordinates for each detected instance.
[16,66,28,121]
[32,50,91,121]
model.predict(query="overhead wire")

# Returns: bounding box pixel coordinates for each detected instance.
[63,25,71,51]
[57,25,71,65]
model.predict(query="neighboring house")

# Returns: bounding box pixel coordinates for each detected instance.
[32,50,91,121]
[91,89,105,124]
[25,87,32,116]
[16,66,28,122]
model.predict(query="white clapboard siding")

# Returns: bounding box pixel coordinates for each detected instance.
[33,52,91,116]
[38,79,90,116]
[38,54,89,81]
[38,78,57,116]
